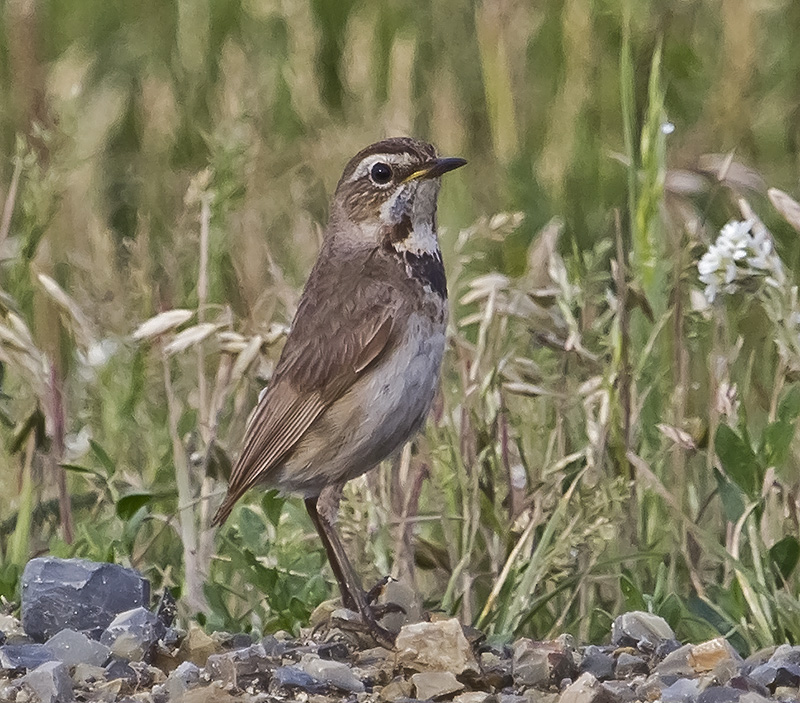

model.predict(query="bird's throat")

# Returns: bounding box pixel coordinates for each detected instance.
[381,217,446,298]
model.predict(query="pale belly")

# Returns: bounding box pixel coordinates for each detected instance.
[275,311,446,496]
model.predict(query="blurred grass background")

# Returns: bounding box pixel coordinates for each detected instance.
[1,0,800,650]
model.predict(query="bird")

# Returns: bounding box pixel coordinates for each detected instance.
[212,137,466,648]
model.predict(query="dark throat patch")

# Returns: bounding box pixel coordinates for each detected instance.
[403,250,447,298]
[381,217,447,298]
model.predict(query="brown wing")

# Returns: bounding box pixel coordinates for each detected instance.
[211,253,396,525]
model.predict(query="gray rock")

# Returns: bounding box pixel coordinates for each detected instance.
[204,643,270,688]
[748,664,778,688]
[737,693,771,703]
[513,637,577,688]
[0,644,56,673]
[395,618,479,675]
[43,629,110,667]
[600,680,639,702]
[19,661,74,703]
[100,607,164,662]
[610,611,676,653]
[165,660,201,699]
[656,644,696,678]
[557,672,614,702]
[411,670,464,700]
[614,652,649,678]
[764,645,800,688]
[272,665,326,693]
[661,677,701,703]
[316,641,349,661]
[0,615,29,645]
[260,635,289,657]
[580,646,614,681]
[104,656,138,684]
[729,675,770,697]
[299,654,364,693]
[71,662,106,687]
[697,686,742,703]
[21,558,150,642]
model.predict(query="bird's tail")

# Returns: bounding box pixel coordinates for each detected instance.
[211,497,235,527]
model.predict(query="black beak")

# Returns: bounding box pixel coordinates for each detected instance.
[406,157,468,182]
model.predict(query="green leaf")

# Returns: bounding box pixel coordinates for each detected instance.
[116,492,153,521]
[761,385,800,475]
[237,507,268,554]
[60,463,99,475]
[90,440,116,476]
[769,535,800,582]
[715,424,761,498]
[261,490,285,528]
[713,468,746,523]
[620,572,647,611]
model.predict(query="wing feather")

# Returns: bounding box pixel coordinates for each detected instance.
[212,294,395,525]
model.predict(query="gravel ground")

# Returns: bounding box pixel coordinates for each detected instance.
[1,557,798,703]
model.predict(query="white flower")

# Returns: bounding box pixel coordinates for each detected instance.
[697,219,785,302]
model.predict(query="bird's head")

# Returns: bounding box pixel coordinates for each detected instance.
[330,137,466,255]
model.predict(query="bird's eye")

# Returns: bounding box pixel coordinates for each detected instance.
[370,162,393,185]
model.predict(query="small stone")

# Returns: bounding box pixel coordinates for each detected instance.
[0,644,55,673]
[300,654,364,693]
[317,641,349,661]
[513,637,577,688]
[165,661,201,699]
[309,599,340,627]
[21,558,150,642]
[204,643,269,689]
[661,677,701,703]
[689,638,742,674]
[100,608,164,662]
[104,656,137,684]
[19,661,73,703]
[43,628,110,667]
[737,693,771,703]
[729,675,770,697]
[454,692,490,703]
[411,671,464,700]
[614,652,649,678]
[395,618,479,675]
[773,686,800,700]
[355,646,393,665]
[260,635,289,657]
[557,672,614,703]
[610,612,676,653]
[526,692,560,703]
[272,665,326,693]
[178,626,219,667]
[696,686,743,703]
[656,644,695,677]
[71,662,105,687]
[748,664,777,688]
[580,646,614,681]
[480,650,513,689]
[378,678,413,701]
[377,579,424,633]
[0,615,28,645]
[600,680,639,703]
[765,644,800,687]
[177,681,241,702]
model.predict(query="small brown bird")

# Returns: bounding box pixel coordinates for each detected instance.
[212,137,466,647]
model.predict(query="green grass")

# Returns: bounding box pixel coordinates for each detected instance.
[0,0,799,652]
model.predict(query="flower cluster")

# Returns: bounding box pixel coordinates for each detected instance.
[697,219,785,302]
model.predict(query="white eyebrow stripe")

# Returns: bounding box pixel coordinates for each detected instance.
[347,152,416,183]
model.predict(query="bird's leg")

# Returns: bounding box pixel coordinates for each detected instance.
[304,494,396,649]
